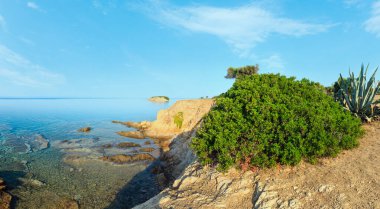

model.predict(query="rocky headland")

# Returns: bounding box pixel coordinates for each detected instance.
[131,98,380,209]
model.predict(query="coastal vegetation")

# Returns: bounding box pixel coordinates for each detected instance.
[192,74,363,171]
[225,65,259,79]
[333,64,380,122]
[173,112,184,129]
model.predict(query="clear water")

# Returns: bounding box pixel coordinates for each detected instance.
[0,98,174,209]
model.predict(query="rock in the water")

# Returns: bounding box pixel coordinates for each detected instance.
[117,142,141,148]
[30,134,49,152]
[100,153,155,164]
[2,136,31,154]
[78,127,92,133]
[139,147,155,152]
[0,178,12,209]
[18,178,46,187]
[117,131,145,139]
[148,96,169,103]
[112,121,151,130]
[58,198,79,209]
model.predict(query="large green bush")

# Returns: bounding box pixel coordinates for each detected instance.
[192,74,363,171]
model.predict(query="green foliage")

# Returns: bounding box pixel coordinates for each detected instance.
[173,112,184,129]
[225,65,259,79]
[192,74,363,171]
[336,64,380,121]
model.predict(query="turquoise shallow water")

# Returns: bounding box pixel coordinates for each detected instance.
[0,98,174,209]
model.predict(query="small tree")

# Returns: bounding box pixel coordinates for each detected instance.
[225,65,259,79]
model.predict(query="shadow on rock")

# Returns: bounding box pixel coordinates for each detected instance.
[0,170,27,209]
[105,130,197,209]
[105,162,161,209]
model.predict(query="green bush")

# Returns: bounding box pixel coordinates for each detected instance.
[225,65,259,79]
[192,74,363,171]
[173,112,184,129]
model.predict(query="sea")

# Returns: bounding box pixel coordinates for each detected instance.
[0,98,175,209]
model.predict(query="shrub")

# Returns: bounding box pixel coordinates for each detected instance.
[225,65,259,79]
[173,112,184,129]
[192,74,363,171]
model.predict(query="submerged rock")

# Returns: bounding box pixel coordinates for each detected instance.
[18,178,46,187]
[112,121,151,130]
[0,178,12,209]
[78,127,92,133]
[2,134,49,154]
[139,147,155,153]
[117,131,145,139]
[58,199,79,209]
[117,142,141,148]
[30,134,49,152]
[100,153,155,164]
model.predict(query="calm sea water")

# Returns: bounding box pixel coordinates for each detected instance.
[0,98,175,209]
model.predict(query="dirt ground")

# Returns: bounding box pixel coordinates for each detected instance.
[254,121,380,208]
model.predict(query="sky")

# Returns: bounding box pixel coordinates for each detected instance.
[0,0,379,98]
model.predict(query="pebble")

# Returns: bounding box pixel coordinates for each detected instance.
[288,199,298,207]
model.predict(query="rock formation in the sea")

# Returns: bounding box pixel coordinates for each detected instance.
[117,131,145,139]
[117,142,141,148]
[115,99,214,151]
[148,96,169,103]
[0,178,12,209]
[139,147,155,152]
[1,134,49,154]
[30,134,49,152]
[78,127,92,133]
[100,153,155,164]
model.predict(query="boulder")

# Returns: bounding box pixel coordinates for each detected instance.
[78,127,92,133]
[117,142,141,148]
[117,131,145,139]
[139,147,155,152]
[30,134,49,152]
[100,153,155,164]
[0,178,12,209]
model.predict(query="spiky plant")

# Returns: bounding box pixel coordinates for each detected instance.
[337,64,380,121]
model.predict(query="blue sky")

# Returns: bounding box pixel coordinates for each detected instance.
[0,0,379,98]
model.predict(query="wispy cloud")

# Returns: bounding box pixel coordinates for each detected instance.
[260,54,285,73]
[92,0,117,15]
[27,2,39,10]
[0,14,6,32]
[26,2,45,12]
[364,1,380,37]
[140,1,333,57]
[343,0,362,7]
[0,44,65,87]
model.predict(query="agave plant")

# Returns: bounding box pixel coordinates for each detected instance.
[337,64,380,121]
